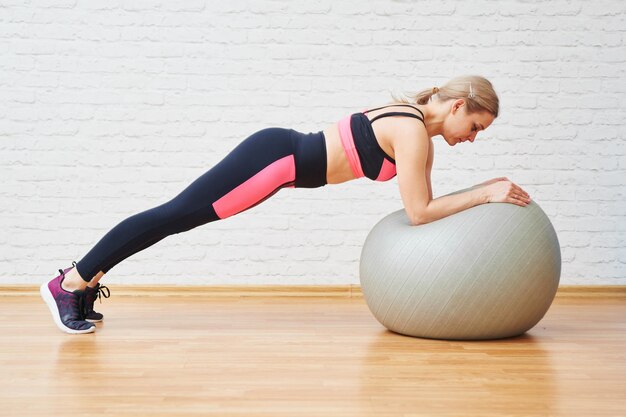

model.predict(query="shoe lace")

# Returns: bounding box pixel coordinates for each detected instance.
[96,284,111,304]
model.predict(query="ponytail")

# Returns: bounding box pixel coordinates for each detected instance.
[390,75,499,117]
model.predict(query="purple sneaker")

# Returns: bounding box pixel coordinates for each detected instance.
[84,282,110,323]
[40,261,95,334]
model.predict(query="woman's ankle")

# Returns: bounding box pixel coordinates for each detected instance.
[87,271,105,288]
[61,267,89,292]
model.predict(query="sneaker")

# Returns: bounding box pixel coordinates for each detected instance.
[84,282,111,323]
[40,261,96,334]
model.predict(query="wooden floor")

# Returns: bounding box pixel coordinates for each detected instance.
[1,292,625,416]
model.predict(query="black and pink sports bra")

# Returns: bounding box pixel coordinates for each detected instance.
[337,104,425,182]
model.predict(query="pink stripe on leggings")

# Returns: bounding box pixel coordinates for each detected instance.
[338,114,365,179]
[212,154,296,219]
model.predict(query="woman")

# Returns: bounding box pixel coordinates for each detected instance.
[41,75,531,334]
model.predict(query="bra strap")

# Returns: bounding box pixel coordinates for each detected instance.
[364,104,425,120]
[370,111,425,125]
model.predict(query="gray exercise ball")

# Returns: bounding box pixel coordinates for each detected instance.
[359,185,561,340]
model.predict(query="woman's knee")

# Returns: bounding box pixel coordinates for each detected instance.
[157,198,220,234]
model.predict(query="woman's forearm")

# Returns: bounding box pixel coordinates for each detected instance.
[417,187,487,225]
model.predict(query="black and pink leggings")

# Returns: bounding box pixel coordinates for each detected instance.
[74,127,327,281]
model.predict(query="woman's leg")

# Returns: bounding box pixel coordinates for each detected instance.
[87,271,105,288]
[80,233,166,288]
[62,127,305,289]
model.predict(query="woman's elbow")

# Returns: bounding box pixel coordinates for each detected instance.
[408,210,430,226]
[410,217,429,226]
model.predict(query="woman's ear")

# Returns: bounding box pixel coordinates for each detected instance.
[451,99,465,115]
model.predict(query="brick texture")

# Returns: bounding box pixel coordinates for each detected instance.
[1,1,624,285]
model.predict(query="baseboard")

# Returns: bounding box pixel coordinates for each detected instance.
[1,284,625,298]
[552,285,626,298]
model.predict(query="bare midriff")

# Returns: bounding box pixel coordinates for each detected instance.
[322,122,356,184]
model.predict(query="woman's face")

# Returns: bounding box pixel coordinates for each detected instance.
[441,99,495,146]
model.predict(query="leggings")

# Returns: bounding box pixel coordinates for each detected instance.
[74,127,328,281]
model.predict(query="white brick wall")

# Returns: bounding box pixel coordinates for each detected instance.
[1,0,624,285]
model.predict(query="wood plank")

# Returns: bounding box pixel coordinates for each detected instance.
[0,293,624,416]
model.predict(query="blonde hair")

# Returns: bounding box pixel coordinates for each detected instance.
[390,75,499,118]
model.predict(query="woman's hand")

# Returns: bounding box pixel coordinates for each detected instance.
[483,179,531,207]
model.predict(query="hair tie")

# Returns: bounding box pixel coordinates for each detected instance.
[432,87,440,95]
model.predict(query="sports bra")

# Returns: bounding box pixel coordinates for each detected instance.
[337,104,425,182]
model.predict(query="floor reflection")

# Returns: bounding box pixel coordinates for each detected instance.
[359,329,557,416]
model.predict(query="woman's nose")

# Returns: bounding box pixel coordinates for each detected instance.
[469,131,478,142]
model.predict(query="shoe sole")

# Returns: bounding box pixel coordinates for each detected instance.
[86,318,103,323]
[39,282,96,334]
